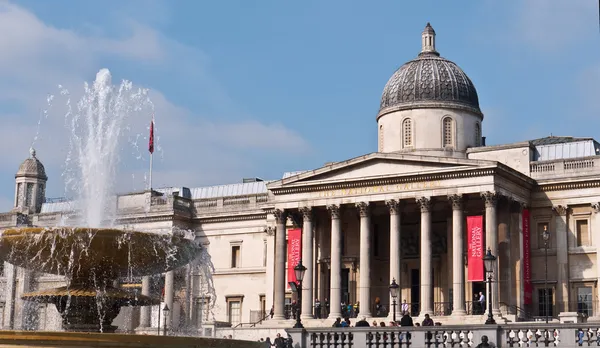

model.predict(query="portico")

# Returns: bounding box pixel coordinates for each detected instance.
[267,152,533,322]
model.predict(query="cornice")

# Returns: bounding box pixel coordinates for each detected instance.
[270,167,497,196]
[196,213,267,224]
[536,180,600,193]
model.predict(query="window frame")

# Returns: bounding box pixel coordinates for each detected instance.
[230,242,242,269]
[402,118,413,148]
[442,116,454,148]
[226,296,244,326]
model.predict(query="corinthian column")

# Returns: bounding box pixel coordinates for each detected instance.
[300,206,314,320]
[593,203,600,316]
[482,191,501,317]
[553,204,569,313]
[386,199,401,319]
[448,194,466,316]
[328,204,342,318]
[356,202,372,317]
[273,209,287,320]
[416,196,433,317]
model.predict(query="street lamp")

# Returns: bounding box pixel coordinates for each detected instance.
[482,248,497,325]
[162,304,170,336]
[389,278,399,322]
[543,225,550,324]
[293,260,307,329]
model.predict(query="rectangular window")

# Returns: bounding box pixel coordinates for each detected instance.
[227,299,242,326]
[537,222,550,249]
[231,245,241,268]
[538,288,553,317]
[577,287,593,316]
[576,219,590,247]
[263,240,267,267]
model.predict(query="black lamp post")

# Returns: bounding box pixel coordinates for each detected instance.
[482,248,497,325]
[389,278,399,322]
[542,225,550,324]
[162,304,170,336]
[293,260,307,329]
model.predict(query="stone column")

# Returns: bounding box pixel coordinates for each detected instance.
[448,194,466,315]
[328,204,342,318]
[482,191,501,317]
[264,226,276,318]
[386,199,401,319]
[592,203,600,317]
[356,202,372,317]
[553,205,569,313]
[300,206,314,320]
[164,270,175,329]
[416,196,433,316]
[273,209,287,320]
[138,276,152,328]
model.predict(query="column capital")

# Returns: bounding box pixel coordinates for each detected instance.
[481,191,498,208]
[264,226,275,236]
[592,203,600,214]
[416,196,432,213]
[355,202,371,217]
[385,199,400,215]
[273,209,287,223]
[299,206,313,221]
[552,205,569,216]
[327,204,341,219]
[447,194,463,210]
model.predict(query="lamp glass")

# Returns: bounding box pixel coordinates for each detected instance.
[294,261,307,282]
[482,248,496,274]
[389,279,399,299]
[162,304,170,316]
[542,225,550,242]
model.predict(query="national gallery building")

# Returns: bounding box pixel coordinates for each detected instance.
[0,24,599,334]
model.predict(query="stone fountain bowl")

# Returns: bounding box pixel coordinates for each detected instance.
[0,227,200,278]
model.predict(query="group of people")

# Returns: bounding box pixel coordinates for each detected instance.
[258,333,288,348]
[331,313,441,328]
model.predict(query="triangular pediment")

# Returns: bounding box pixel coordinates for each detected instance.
[269,152,496,189]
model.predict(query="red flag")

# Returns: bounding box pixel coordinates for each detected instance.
[148,119,154,154]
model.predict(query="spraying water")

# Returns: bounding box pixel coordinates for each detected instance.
[62,69,152,227]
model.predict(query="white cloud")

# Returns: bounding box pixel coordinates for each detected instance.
[0,2,311,203]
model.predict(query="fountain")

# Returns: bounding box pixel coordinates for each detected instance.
[0,70,260,347]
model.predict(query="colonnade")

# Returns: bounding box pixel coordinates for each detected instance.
[271,192,504,320]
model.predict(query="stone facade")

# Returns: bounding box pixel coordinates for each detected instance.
[0,23,600,337]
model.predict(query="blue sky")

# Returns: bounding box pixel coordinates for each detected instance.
[0,0,598,211]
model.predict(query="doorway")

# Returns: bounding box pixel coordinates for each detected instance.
[342,268,350,304]
[472,282,486,314]
[410,269,420,316]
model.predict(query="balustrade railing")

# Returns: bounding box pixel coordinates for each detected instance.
[530,156,600,179]
[288,323,600,348]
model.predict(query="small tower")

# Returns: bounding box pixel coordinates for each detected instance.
[13,147,48,214]
[420,22,438,56]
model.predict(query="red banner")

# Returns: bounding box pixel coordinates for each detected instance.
[523,209,532,305]
[287,228,302,289]
[467,216,484,282]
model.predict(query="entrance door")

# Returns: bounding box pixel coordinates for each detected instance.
[472,282,486,314]
[342,268,350,304]
[411,269,420,316]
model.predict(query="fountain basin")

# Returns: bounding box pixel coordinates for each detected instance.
[0,227,200,278]
[0,331,262,348]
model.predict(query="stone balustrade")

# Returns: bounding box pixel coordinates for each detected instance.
[287,323,600,347]
[530,157,598,179]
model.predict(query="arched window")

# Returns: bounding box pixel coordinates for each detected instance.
[475,122,481,146]
[442,117,453,147]
[379,125,384,152]
[402,119,413,147]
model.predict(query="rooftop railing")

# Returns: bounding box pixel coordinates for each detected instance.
[530,157,598,179]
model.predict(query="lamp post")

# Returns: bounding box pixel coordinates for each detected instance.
[162,304,170,336]
[482,248,497,325]
[389,278,399,322]
[293,260,307,329]
[542,225,550,324]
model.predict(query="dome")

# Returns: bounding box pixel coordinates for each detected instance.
[377,23,482,119]
[16,147,47,180]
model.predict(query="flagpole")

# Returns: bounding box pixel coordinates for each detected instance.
[149,114,154,192]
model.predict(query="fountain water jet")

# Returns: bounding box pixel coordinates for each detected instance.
[0,69,205,334]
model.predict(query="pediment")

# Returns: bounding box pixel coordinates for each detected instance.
[270,152,495,188]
